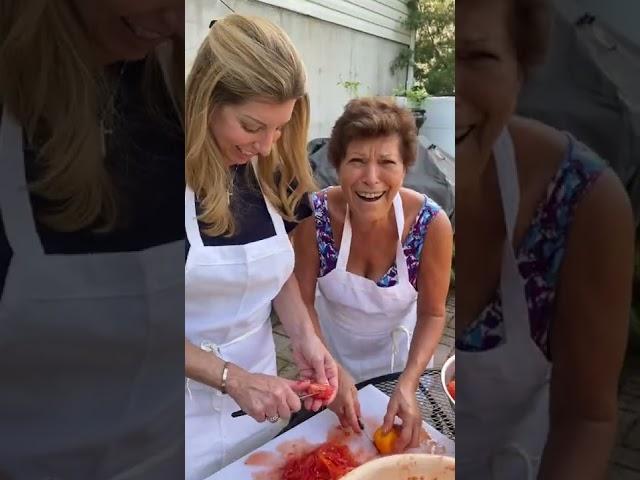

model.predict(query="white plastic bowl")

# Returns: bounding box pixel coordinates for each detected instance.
[342,454,454,480]
[441,354,455,407]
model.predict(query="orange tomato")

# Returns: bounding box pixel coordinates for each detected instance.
[373,425,400,454]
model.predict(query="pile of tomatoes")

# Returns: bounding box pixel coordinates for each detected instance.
[281,443,359,480]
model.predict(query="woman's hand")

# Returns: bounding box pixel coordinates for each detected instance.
[382,374,422,452]
[290,331,339,412]
[328,365,362,433]
[226,364,310,423]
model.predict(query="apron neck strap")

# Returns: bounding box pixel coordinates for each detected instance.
[494,130,519,242]
[0,107,45,255]
[494,127,530,343]
[392,193,410,282]
[184,186,203,247]
[336,192,410,283]
[336,203,352,271]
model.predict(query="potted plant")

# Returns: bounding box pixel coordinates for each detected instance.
[406,84,429,109]
[408,84,428,130]
[337,80,362,100]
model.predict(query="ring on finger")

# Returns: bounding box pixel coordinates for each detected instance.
[267,414,280,423]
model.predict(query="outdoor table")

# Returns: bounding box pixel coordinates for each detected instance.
[279,369,455,441]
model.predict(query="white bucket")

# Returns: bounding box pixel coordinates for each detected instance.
[420,96,455,157]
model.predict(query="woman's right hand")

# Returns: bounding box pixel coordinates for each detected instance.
[226,364,310,423]
[329,365,362,433]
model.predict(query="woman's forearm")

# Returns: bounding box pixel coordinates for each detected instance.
[185,338,229,390]
[401,312,446,387]
[273,273,316,341]
[304,298,328,345]
[538,417,617,480]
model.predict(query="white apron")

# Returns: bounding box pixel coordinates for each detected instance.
[315,193,432,384]
[0,111,184,478]
[184,159,292,480]
[456,129,552,479]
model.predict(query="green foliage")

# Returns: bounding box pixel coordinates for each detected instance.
[391,0,454,96]
[393,84,429,108]
[337,80,362,98]
[407,85,429,108]
[392,86,407,97]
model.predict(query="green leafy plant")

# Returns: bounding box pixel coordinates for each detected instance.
[393,86,407,97]
[406,85,428,108]
[391,0,454,97]
[392,85,428,109]
[337,80,362,99]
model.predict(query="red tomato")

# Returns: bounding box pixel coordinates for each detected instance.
[281,443,359,480]
[447,379,455,400]
[307,383,335,401]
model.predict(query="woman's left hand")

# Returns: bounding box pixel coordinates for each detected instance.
[382,374,422,452]
[290,332,339,411]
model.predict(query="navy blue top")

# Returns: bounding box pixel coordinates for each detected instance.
[185,163,312,257]
[0,59,185,295]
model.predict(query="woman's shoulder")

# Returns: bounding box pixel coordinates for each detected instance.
[510,116,569,183]
[510,117,607,222]
[510,116,605,183]
[319,186,346,223]
[399,188,441,221]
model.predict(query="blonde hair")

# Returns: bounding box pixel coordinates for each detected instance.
[185,14,316,237]
[0,0,184,232]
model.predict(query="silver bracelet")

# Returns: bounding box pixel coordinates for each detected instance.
[220,361,230,394]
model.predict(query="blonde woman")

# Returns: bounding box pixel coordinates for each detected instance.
[0,1,184,479]
[184,14,338,479]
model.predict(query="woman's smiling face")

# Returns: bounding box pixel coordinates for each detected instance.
[338,134,406,223]
[210,99,297,166]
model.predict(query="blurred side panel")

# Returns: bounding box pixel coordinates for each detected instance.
[0,1,185,479]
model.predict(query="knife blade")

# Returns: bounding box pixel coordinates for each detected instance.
[230,392,320,418]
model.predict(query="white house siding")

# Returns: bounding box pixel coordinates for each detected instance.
[186,0,411,139]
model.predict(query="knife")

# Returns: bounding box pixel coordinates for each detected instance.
[231,392,319,418]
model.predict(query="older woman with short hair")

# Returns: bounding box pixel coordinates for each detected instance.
[294,97,453,453]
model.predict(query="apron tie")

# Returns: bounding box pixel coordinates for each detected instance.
[390,325,412,372]
[186,318,272,401]
[200,316,269,354]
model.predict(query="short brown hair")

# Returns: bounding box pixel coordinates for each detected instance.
[510,0,552,77]
[327,97,417,169]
